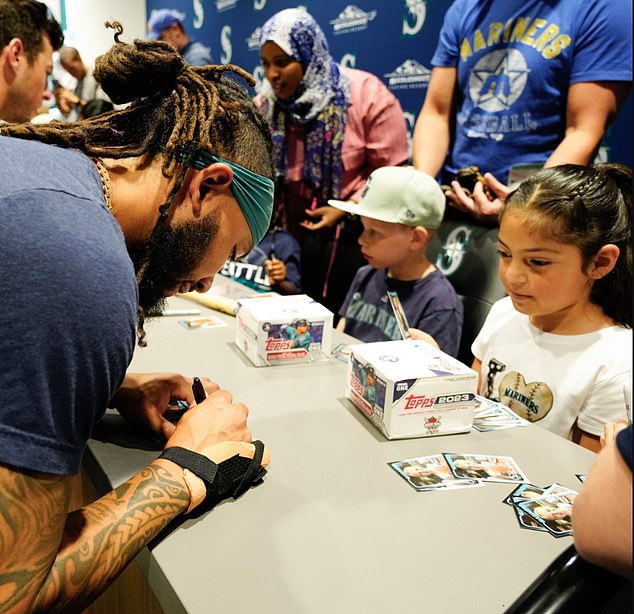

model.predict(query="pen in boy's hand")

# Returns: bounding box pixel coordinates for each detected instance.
[192,376,207,404]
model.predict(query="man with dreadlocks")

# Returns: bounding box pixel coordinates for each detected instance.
[0,21,273,612]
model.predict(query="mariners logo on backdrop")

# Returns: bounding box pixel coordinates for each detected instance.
[403,0,426,37]
[434,225,472,276]
[215,0,238,12]
[220,25,232,63]
[330,5,377,34]
[340,52,357,68]
[469,49,529,113]
[384,59,430,90]
[192,0,204,28]
[247,27,262,51]
[253,0,267,10]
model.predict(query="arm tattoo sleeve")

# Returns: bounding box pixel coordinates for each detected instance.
[0,460,188,614]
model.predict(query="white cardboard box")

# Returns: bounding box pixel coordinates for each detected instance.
[235,294,333,367]
[346,340,477,439]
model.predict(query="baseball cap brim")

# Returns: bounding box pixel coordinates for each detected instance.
[328,198,397,224]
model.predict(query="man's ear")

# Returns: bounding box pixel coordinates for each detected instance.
[4,38,25,75]
[188,163,234,217]
[588,244,620,279]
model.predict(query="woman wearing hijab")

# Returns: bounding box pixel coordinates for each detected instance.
[256,8,409,316]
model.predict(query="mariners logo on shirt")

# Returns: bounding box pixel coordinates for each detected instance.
[498,371,553,422]
[468,49,529,113]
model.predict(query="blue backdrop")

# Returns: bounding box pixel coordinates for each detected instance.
[145,0,632,166]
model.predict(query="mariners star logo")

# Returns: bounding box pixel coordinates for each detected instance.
[469,49,530,112]
[330,5,377,34]
[384,59,431,89]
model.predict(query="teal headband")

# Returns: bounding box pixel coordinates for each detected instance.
[176,148,274,246]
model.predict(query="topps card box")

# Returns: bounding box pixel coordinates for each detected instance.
[235,294,333,366]
[346,340,478,439]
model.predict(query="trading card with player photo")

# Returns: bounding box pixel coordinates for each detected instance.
[444,453,529,483]
[503,483,547,506]
[178,316,227,330]
[513,505,549,533]
[389,454,481,491]
[472,396,530,431]
[386,290,411,340]
[516,491,577,537]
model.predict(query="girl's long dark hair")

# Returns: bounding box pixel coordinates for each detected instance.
[502,163,632,327]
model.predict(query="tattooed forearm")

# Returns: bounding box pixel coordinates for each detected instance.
[0,460,188,614]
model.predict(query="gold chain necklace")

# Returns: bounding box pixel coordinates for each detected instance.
[91,157,113,214]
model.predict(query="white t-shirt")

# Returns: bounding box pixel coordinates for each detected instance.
[472,297,631,439]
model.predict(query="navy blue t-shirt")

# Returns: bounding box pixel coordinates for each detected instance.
[617,424,633,471]
[339,266,463,357]
[0,137,137,475]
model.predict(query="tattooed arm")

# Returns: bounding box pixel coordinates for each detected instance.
[0,388,252,614]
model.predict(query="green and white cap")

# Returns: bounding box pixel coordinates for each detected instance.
[329,166,445,229]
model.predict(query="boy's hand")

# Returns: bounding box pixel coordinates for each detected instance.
[265,258,287,284]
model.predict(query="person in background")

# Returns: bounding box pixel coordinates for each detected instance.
[0,22,272,611]
[412,0,632,223]
[146,8,213,66]
[78,97,114,120]
[471,163,632,451]
[573,420,632,577]
[54,46,110,121]
[220,216,301,295]
[332,166,463,357]
[256,8,409,317]
[0,0,63,123]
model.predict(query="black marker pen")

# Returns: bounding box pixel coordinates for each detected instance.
[192,376,207,404]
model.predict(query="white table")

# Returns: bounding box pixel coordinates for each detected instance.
[86,280,595,614]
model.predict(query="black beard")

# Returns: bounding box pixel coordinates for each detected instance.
[128,212,220,317]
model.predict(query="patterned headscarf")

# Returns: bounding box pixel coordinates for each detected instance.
[259,8,350,205]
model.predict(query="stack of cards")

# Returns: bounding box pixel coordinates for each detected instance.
[503,483,578,538]
[472,395,530,432]
[389,453,528,492]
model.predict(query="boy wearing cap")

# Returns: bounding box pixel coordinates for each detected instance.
[331,167,463,357]
[146,8,213,66]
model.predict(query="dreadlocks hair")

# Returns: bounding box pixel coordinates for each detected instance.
[0,0,64,60]
[2,21,274,346]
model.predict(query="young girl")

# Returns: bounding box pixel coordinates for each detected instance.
[472,163,632,451]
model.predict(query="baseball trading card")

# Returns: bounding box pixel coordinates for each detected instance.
[516,491,577,537]
[503,483,547,506]
[443,453,529,483]
[389,454,481,491]
[179,316,227,330]
[513,505,549,533]
[386,290,411,339]
[331,343,352,363]
[472,396,529,431]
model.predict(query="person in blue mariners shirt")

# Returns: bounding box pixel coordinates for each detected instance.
[412,0,632,223]
[146,8,212,66]
[332,166,463,358]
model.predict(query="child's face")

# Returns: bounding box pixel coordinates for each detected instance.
[497,210,595,332]
[358,217,414,270]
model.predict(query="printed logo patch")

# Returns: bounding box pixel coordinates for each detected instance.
[499,371,553,422]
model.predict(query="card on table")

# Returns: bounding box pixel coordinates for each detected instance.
[389,454,481,492]
[178,316,227,330]
[515,490,577,537]
[443,453,529,483]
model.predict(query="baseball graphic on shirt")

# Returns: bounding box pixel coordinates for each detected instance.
[498,371,553,422]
